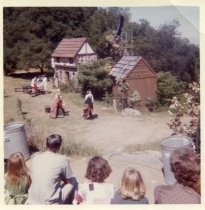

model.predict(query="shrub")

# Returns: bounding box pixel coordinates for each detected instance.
[168,82,200,153]
[102,92,113,106]
[157,71,186,105]
[78,59,114,99]
[127,90,141,109]
[145,97,160,112]
[115,79,142,111]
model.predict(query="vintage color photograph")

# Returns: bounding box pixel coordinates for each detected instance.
[2,2,202,207]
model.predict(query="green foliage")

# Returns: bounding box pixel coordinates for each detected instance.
[157,71,186,105]
[130,20,199,83]
[3,7,199,85]
[3,7,98,73]
[115,79,130,110]
[78,59,114,99]
[127,90,141,109]
[145,98,160,112]
[103,92,113,106]
[59,80,79,93]
[115,79,142,111]
[168,82,200,153]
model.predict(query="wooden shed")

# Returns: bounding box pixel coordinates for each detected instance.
[51,37,97,84]
[109,56,157,103]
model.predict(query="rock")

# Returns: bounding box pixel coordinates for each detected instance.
[121,108,142,117]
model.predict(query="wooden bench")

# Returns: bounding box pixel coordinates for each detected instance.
[15,85,32,93]
[23,85,32,93]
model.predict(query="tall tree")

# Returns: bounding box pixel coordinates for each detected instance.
[4,7,199,84]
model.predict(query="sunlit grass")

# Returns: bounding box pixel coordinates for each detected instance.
[124,141,161,153]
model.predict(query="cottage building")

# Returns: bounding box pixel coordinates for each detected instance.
[51,37,97,84]
[109,56,157,103]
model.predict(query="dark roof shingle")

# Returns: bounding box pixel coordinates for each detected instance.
[109,56,142,80]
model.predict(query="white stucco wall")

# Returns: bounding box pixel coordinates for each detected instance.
[51,58,55,68]
[78,42,95,54]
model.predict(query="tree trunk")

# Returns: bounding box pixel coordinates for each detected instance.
[39,64,44,74]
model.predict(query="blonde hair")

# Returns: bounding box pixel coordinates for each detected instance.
[6,152,30,185]
[118,167,146,200]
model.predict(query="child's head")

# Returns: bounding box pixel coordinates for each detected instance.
[6,152,28,184]
[119,167,146,200]
[85,156,112,183]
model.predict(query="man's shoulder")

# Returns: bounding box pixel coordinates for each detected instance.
[54,153,68,160]
[33,151,68,162]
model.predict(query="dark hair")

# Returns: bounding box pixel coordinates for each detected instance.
[171,148,200,190]
[85,156,112,183]
[46,134,62,152]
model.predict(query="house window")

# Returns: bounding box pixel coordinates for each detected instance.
[62,57,68,63]
[66,72,70,79]
[56,57,60,63]
[69,58,73,64]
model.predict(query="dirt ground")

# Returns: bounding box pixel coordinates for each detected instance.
[4,76,174,203]
[4,76,173,154]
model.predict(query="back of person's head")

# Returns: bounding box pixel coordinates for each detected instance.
[46,134,62,152]
[171,148,200,190]
[118,167,146,200]
[54,93,61,99]
[85,156,112,183]
[6,152,28,184]
[86,90,92,94]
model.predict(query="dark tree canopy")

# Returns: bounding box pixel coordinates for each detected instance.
[4,7,199,84]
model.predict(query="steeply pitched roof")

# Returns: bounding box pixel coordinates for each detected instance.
[109,56,156,80]
[52,37,87,58]
[109,56,141,80]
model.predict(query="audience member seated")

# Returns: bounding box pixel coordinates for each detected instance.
[4,152,31,204]
[74,156,115,204]
[27,134,75,204]
[154,148,200,204]
[112,167,149,204]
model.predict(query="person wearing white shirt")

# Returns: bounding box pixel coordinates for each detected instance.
[27,134,74,204]
[83,90,95,119]
[74,156,115,204]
